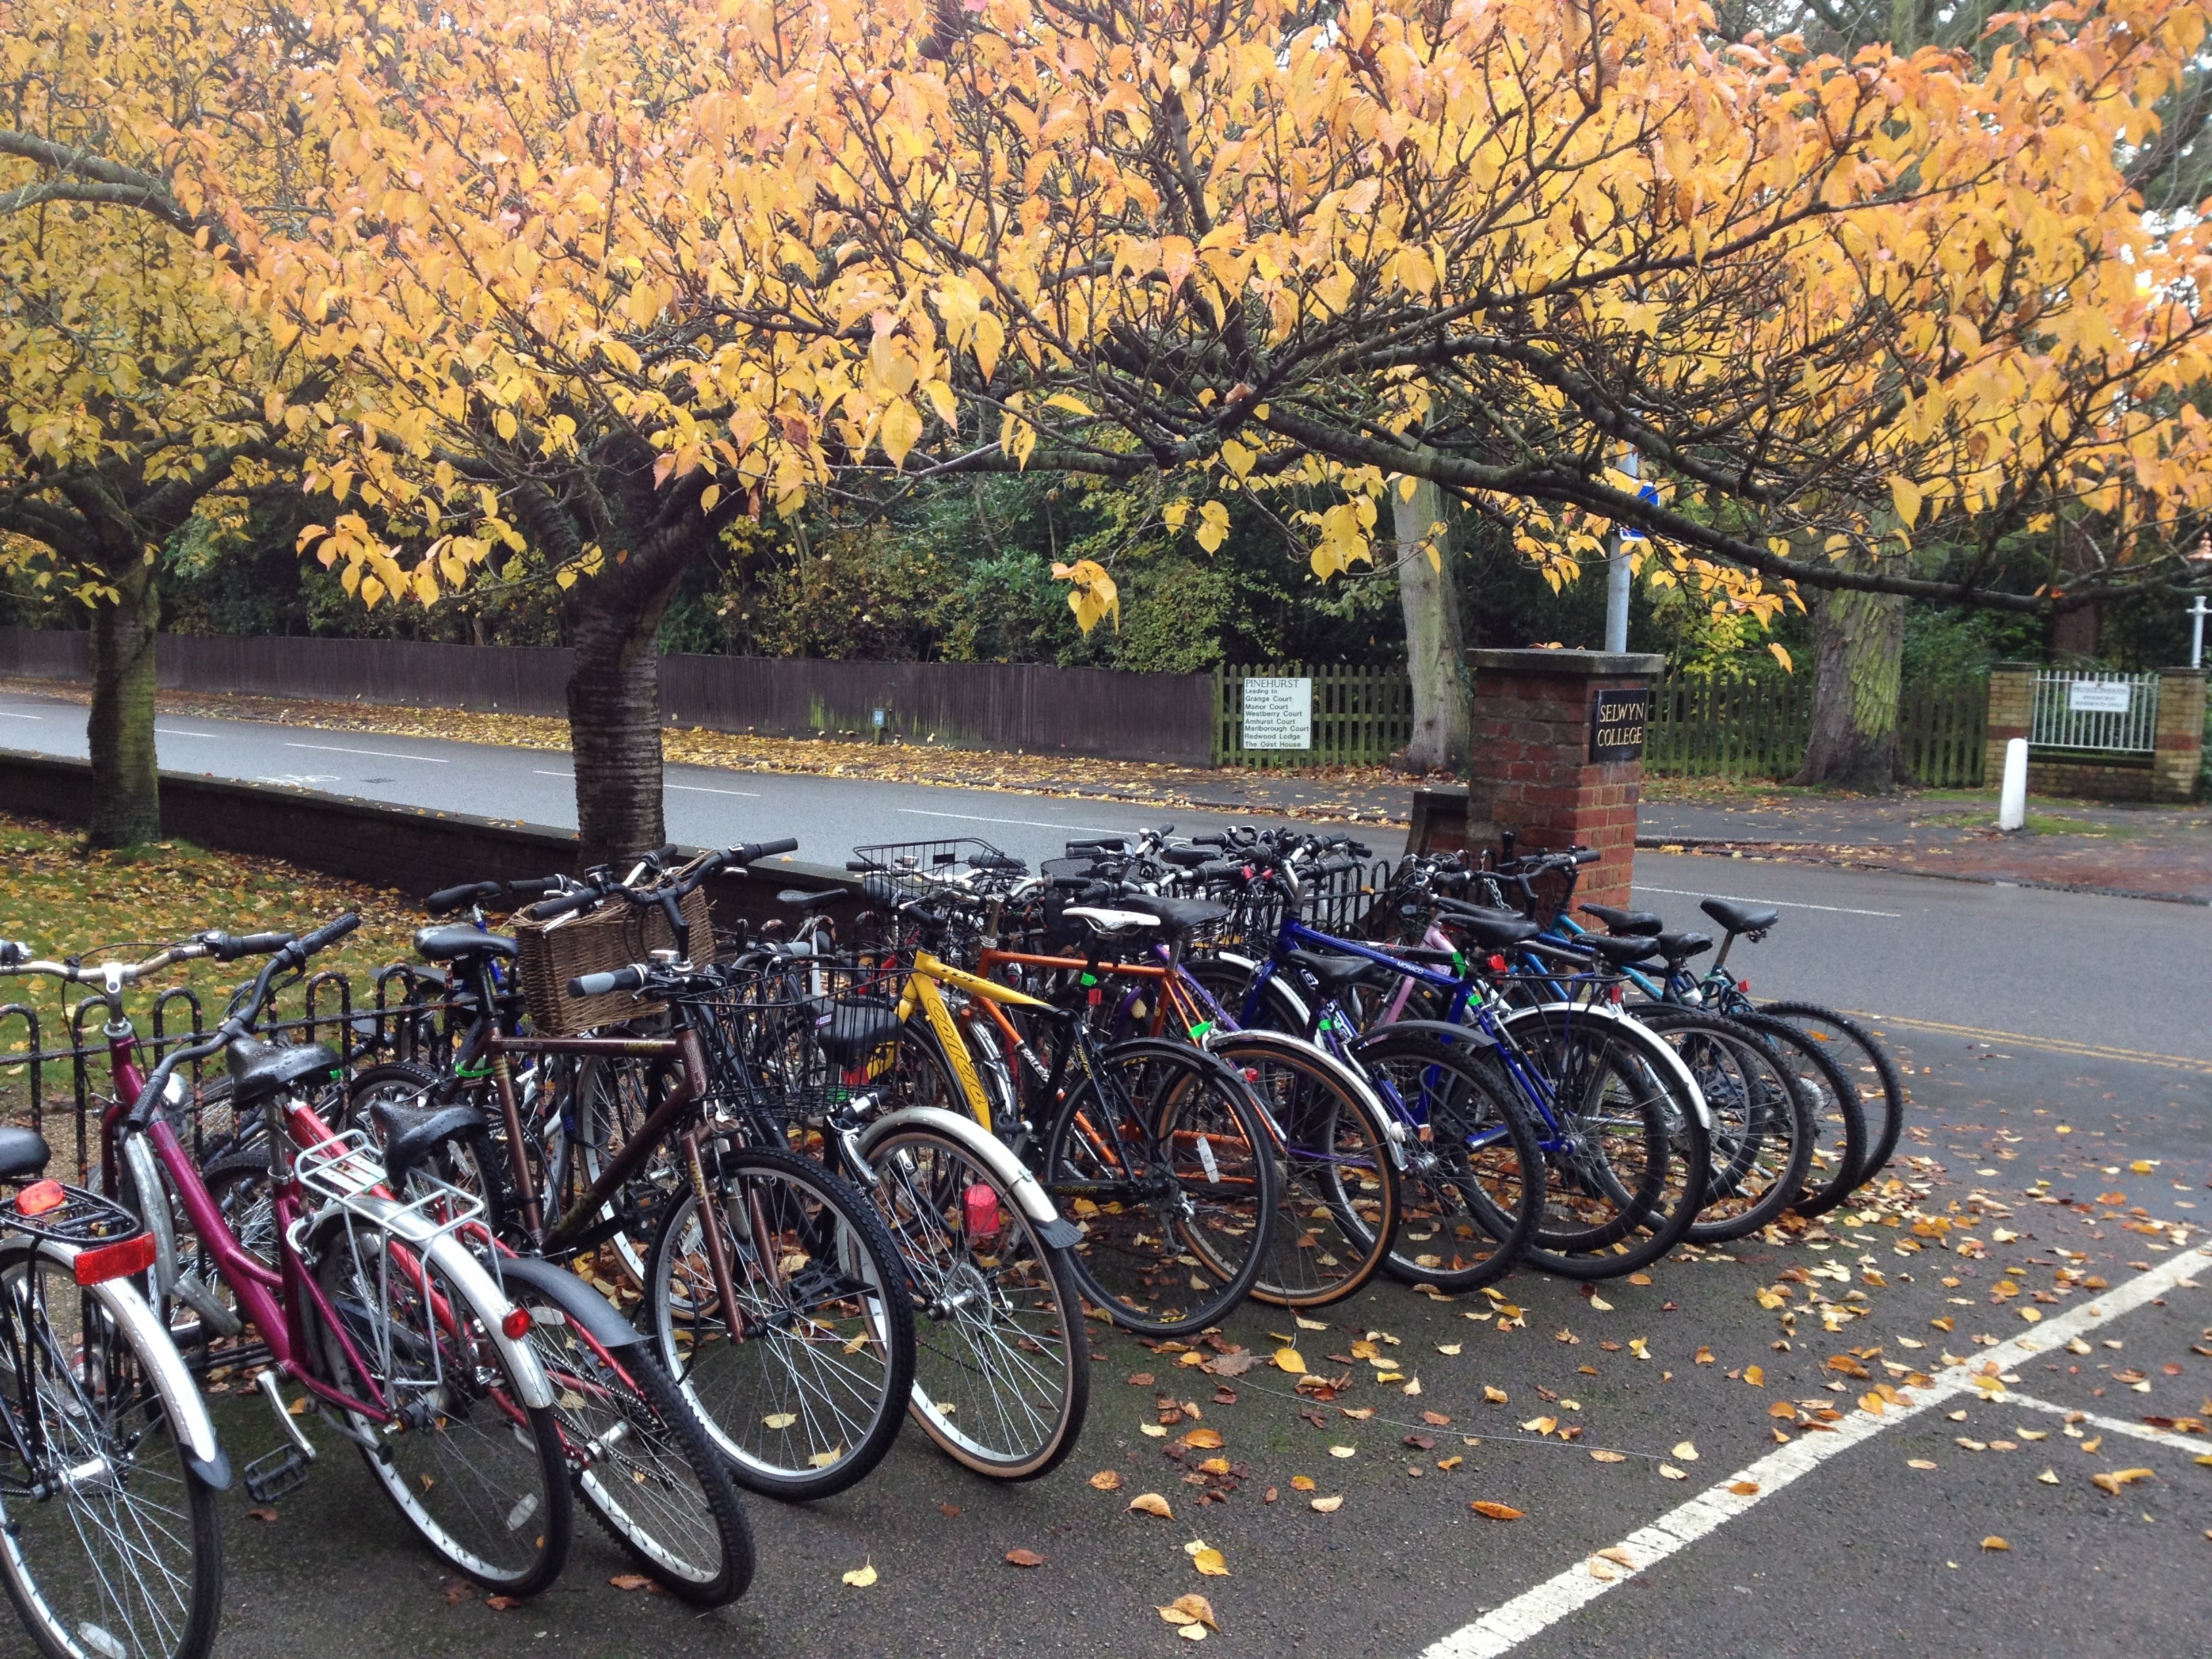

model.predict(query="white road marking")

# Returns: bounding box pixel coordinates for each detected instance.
[2004,1391,2212,1458]
[155,727,218,738]
[532,769,573,779]
[668,782,761,798]
[0,710,43,720]
[1417,1242,2212,1659]
[1634,884,1902,919]
[897,806,1134,834]
[283,741,449,763]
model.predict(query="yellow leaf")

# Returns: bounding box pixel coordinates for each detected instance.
[879,397,924,470]
[1182,1429,1224,1450]
[2091,1468,2155,1495]
[842,1561,878,1587]
[1980,1536,2009,1552]
[1671,1441,1698,1462]
[1089,1470,1122,1491]
[1483,1386,1508,1405]
[1128,1493,1174,1518]
[1309,1494,1344,1513]
[1290,1475,1317,1492]
[1744,1366,1765,1387]
[1767,644,1793,674]
[699,483,721,514]
[1470,1501,1525,1520]
[1890,476,1923,529]
[1328,1446,1356,1459]
[1273,1349,1307,1375]
[1191,1547,1229,1577]
[1589,1449,1626,1463]
[1660,1465,1688,1481]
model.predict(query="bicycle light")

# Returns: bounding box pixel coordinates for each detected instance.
[501,1307,534,1340]
[963,1183,1002,1242]
[73,1232,157,1286]
[14,1180,64,1217]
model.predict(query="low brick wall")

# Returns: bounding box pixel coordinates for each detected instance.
[0,749,860,938]
[1985,663,2203,804]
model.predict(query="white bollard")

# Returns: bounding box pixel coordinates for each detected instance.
[1998,737,2028,832]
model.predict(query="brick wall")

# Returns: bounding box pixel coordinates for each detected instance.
[1982,663,2034,789]
[2152,668,2205,803]
[1984,664,2204,804]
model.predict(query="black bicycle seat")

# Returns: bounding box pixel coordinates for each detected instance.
[370,1099,489,1193]
[0,1127,52,1181]
[1118,895,1230,937]
[1580,903,1664,937]
[226,1037,343,1107]
[777,888,843,913]
[1284,949,1380,994]
[1656,930,1715,964]
[815,999,903,1065]
[413,925,518,964]
[1579,933,1662,966]
[1439,909,1540,951]
[1700,897,1780,936]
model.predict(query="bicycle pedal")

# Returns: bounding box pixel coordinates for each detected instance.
[243,1443,313,1504]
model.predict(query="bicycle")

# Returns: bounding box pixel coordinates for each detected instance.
[0,947,226,1659]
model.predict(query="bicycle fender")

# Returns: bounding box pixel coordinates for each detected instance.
[493,1253,645,1350]
[1203,1027,1402,1142]
[324,1195,556,1410]
[1504,1001,1713,1131]
[1347,1019,1499,1058]
[0,1238,230,1488]
[1214,951,1313,1031]
[854,1107,1082,1249]
[121,1132,181,1304]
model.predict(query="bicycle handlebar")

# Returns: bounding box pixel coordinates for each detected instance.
[568,966,647,998]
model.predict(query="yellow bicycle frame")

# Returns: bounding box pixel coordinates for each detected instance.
[893,951,1052,1134]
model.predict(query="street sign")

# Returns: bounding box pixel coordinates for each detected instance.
[2066,681,2133,714]
[1590,687,1651,762]
[1618,480,1662,544]
[1241,676,1313,751]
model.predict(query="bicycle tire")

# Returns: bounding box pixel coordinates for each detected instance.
[1343,1029,1545,1292]
[0,1241,224,1659]
[1209,1034,1399,1309]
[500,1275,755,1605]
[1758,1003,1906,1189]
[1728,1013,1864,1218]
[642,1144,916,1502]
[862,1124,1090,1481]
[309,1223,573,1596]
[1042,1038,1279,1338]
[1492,1005,1711,1279]
[1637,1008,1814,1245]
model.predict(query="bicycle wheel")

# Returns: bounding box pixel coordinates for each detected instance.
[0,1244,222,1659]
[1496,1005,1712,1279]
[1639,1010,1814,1244]
[1208,1035,1399,1307]
[500,1275,754,1605]
[342,1063,510,1241]
[1345,1029,1545,1292]
[862,1125,1089,1480]
[1759,1003,1906,1191]
[310,1224,573,1595]
[552,1045,689,1286]
[1730,1014,1864,1219]
[1041,1038,1278,1338]
[643,1144,915,1501]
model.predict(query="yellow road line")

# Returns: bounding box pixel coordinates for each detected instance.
[1843,1011,2212,1076]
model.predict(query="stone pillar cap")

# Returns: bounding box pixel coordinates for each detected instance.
[1467,648,1666,676]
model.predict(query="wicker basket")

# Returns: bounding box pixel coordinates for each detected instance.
[514,887,713,1035]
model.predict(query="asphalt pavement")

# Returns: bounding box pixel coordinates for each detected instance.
[1,692,2208,1659]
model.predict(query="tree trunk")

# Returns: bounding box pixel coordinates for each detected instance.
[1392,478,1470,771]
[1795,585,1908,792]
[567,576,680,869]
[86,556,162,848]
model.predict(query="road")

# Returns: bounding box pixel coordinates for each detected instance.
[2,691,2208,1659]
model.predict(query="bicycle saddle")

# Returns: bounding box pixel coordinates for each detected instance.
[1437,906,1540,951]
[1117,895,1230,937]
[777,888,843,913]
[1577,933,1662,966]
[814,999,903,1065]
[1284,949,1381,994]
[1656,930,1713,964]
[1062,905,1161,940]
[1580,903,1664,937]
[369,1098,490,1193]
[1699,897,1779,936]
[413,925,518,964]
[0,1127,51,1181]
[226,1037,343,1107]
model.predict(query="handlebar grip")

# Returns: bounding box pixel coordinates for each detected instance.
[1347,841,1372,859]
[846,859,878,873]
[1049,874,1094,892]
[567,966,647,998]
[526,889,600,922]
[731,838,799,865]
[1572,848,1601,866]
[203,930,294,962]
[1191,834,1226,848]
[1319,856,1355,876]
[506,876,562,897]
[649,843,681,865]
[424,881,501,916]
[0,941,24,968]
[298,913,361,956]
[1195,859,1242,882]
[1065,838,1126,855]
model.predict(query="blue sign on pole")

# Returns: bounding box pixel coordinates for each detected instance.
[1618,480,1662,543]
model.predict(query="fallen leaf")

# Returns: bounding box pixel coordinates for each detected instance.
[1274,1349,1307,1375]
[1183,1428,1225,1450]
[1422,1410,1452,1426]
[1729,1481,1759,1496]
[1197,1457,1231,1476]
[1310,1494,1344,1513]
[1768,1401,1799,1419]
[1090,1470,1123,1492]
[1629,1338,1651,1361]
[1907,1458,1938,1469]
[1340,1406,1376,1421]
[762,1412,799,1430]
[1191,1547,1229,1577]
[1128,1493,1174,1518]
[2091,1468,2156,1496]
[1128,1372,1156,1387]
[441,1582,473,1607]
[1744,1365,1765,1387]
[1176,1628,1208,1644]
[1141,1424,1169,1438]
[1694,1347,1715,1366]
[1671,1441,1698,1462]
[1659,1464,1689,1481]
[1295,1316,1328,1330]
[1290,1475,1317,1492]
[1004,1549,1046,1569]
[1588,1295,1614,1311]
[2037,1469,2060,1485]
[1589,1449,1626,1463]
[1483,1385,1509,1404]
[1165,1593,1218,1631]
[842,1562,878,1588]
[249,1507,279,1523]
[1210,1351,1257,1377]
[1437,1456,1465,1471]
[1329,1445,1357,1459]
[485,1597,521,1612]
[1437,1343,1462,1356]
[1470,1501,1525,1521]
[939,1502,962,1518]
[1826,1355,1871,1379]
[1980,1536,2009,1552]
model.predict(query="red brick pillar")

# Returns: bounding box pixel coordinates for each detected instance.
[1464,648,1664,915]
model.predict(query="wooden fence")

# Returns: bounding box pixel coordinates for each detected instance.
[1214,663,1414,768]
[1644,673,1986,787]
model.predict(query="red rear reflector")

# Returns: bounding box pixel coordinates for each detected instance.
[963,1181,1002,1241]
[500,1307,533,1340]
[74,1233,156,1286]
[1607,983,1624,1005]
[1738,979,1751,993]
[16,1180,65,1217]
[1487,954,1507,973]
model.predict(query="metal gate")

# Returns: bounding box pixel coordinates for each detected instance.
[2029,670,2160,752]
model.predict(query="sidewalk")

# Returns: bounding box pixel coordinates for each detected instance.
[1638,780,2212,904]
